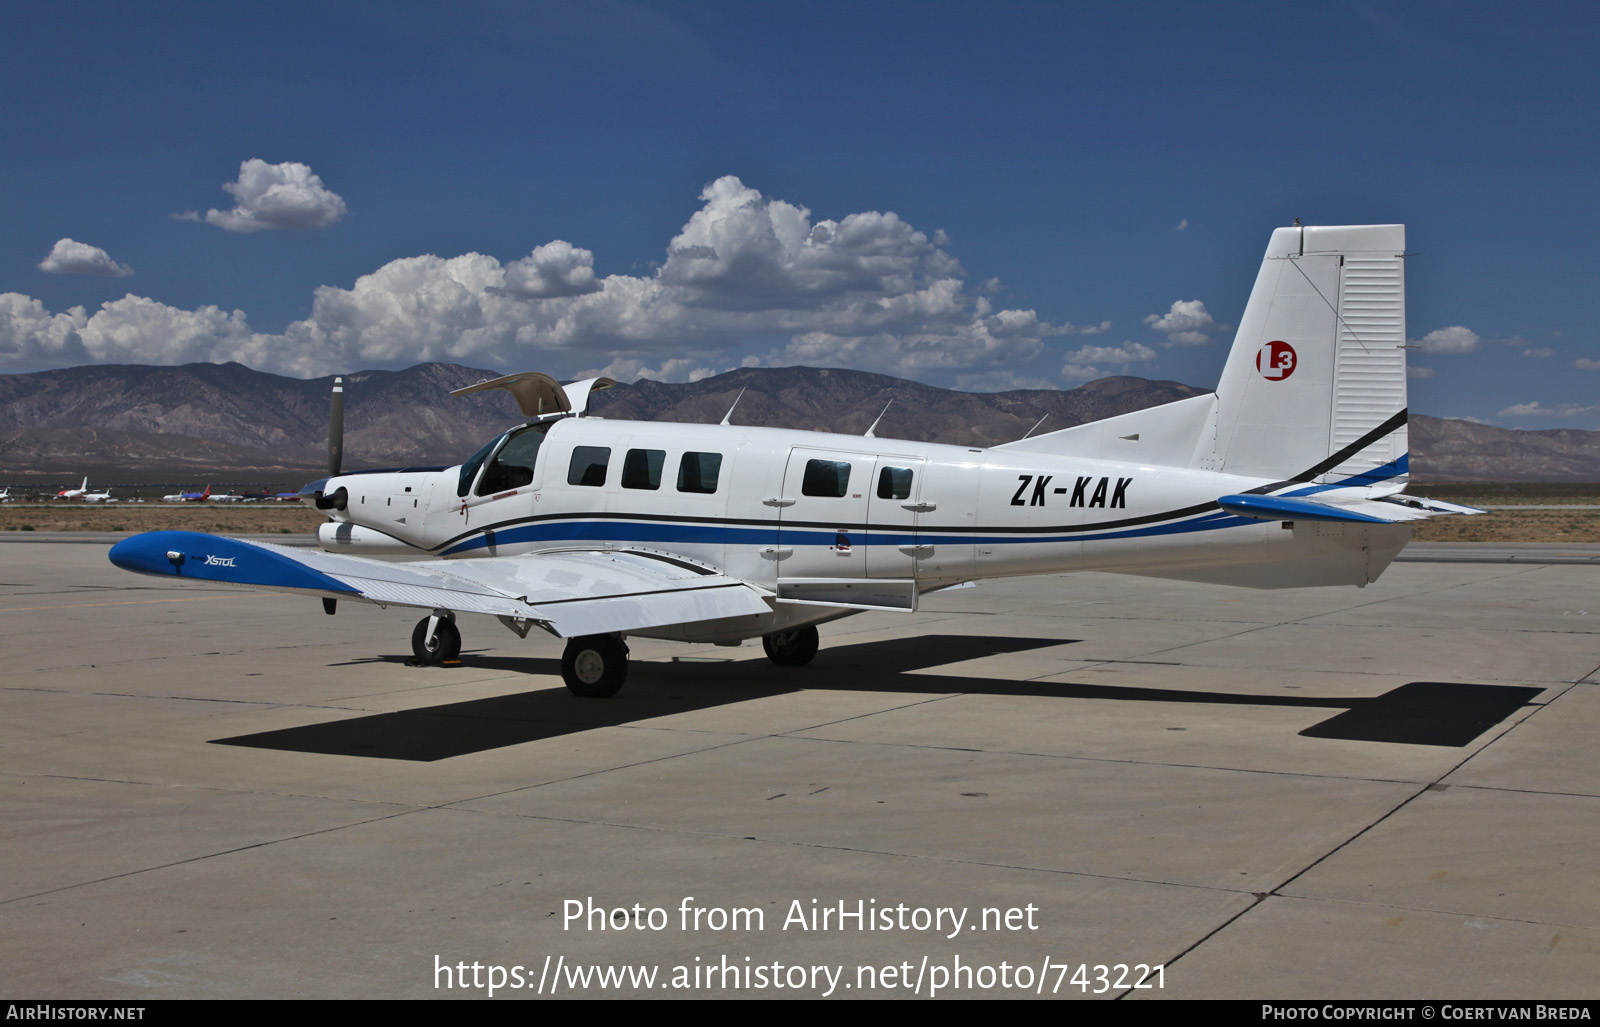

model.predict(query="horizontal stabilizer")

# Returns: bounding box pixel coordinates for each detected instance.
[1218,493,1484,525]
[1378,496,1486,516]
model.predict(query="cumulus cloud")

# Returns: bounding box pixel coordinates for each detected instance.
[1522,346,1554,358]
[499,240,604,298]
[180,159,348,232]
[1145,299,1221,346]
[1174,218,1188,231]
[259,175,1079,380]
[656,175,966,312]
[1411,326,1480,354]
[1059,341,1157,381]
[1573,359,1600,371]
[37,238,133,277]
[1407,365,1436,378]
[0,293,91,364]
[1,292,252,366]
[1066,342,1157,365]
[1497,401,1596,418]
[952,369,1059,392]
[580,357,719,383]
[5,175,1106,384]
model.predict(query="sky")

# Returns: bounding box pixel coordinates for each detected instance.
[3,1,1598,427]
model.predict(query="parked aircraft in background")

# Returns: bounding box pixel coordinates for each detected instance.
[210,492,245,503]
[81,487,115,503]
[111,224,1479,698]
[0,487,12,503]
[162,486,211,502]
[56,477,91,500]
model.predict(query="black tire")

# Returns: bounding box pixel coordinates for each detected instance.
[762,625,819,667]
[411,616,461,664]
[562,634,629,698]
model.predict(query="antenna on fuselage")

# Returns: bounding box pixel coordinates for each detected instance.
[1020,413,1049,439]
[328,377,344,476]
[719,388,746,426]
[864,398,894,438]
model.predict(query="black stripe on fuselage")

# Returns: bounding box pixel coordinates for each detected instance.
[1242,409,1408,496]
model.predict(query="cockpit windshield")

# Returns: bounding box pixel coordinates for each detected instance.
[460,422,552,497]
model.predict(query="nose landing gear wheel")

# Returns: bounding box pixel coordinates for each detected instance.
[562,634,629,697]
[762,625,819,666]
[410,616,461,664]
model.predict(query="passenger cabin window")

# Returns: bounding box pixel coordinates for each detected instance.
[677,452,722,494]
[877,466,913,500]
[567,446,611,487]
[472,423,550,497]
[622,449,664,490]
[802,459,852,498]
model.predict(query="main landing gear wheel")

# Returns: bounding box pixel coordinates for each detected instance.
[762,625,819,667]
[562,634,629,698]
[410,615,461,665]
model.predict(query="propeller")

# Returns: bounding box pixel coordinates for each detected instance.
[300,375,348,510]
[328,376,344,477]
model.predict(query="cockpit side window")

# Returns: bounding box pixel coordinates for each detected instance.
[473,422,551,497]
[457,433,508,497]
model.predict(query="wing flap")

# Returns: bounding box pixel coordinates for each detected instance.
[109,532,772,636]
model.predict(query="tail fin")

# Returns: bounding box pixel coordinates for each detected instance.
[1200,224,1408,487]
[997,224,1409,490]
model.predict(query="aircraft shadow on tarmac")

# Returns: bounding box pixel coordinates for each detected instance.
[211,634,1544,762]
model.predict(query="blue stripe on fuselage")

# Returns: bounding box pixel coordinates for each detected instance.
[438,508,1258,555]
[436,454,1409,556]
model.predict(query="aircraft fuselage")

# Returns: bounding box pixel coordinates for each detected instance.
[316,415,1408,624]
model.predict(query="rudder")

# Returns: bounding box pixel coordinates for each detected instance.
[1198,224,1408,487]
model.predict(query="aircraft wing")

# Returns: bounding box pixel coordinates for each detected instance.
[109,531,773,638]
[1218,493,1485,525]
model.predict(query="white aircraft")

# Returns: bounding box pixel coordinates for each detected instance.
[110,224,1478,697]
[162,486,211,502]
[57,477,91,500]
[0,487,12,503]
[82,486,115,503]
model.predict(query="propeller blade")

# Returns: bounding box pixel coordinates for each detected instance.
[327,376,344,477]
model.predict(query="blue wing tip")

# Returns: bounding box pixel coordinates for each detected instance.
[109,530,354,593]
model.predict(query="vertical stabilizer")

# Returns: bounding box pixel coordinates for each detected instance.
[1199,224,1407,486]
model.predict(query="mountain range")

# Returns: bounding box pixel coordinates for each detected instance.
[2,362,1596,482]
